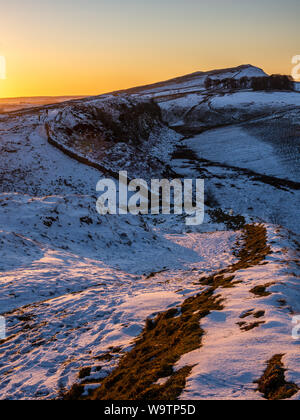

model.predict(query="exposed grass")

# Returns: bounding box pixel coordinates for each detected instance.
[208,209,246,230]
[253,310,265,319]
[145,269,168,280]
[240,310,255,319]
[255,354,299,400]
[90,290,224,400]
[78,367,91,380]
[63,384,85,401]
[237,321,265,332]
[250,283,274,297]
[65,224,271,400]
[232,224,271,270]
[94,353,113,362]
[239,309,266,320]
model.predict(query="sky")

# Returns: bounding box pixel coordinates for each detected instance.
[0,0,299,98]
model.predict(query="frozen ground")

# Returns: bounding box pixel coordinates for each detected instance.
[0,65,299,400]
[210,91,300,109]
[0,230,238,399]
[178,226,300,400]
[0,109,238,399]
[127,64,266,99]
[185,124,300,182]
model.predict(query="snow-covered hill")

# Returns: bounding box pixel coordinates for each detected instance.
[0,65,299,400]
[120,64,267,98]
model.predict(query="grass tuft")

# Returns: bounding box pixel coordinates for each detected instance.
[255,354,299,400]
[66,224,272,400]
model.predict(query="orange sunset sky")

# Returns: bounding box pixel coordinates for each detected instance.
[0,0,299,98]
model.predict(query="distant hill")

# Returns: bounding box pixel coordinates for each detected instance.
[115,64,267,96]
[0,96,87,113]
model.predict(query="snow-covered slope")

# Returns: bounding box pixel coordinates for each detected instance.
[178,226,300,400]
[0,111,241,398]
[0,64,299,400]
[120,64,267,98]
[44,95,181,181]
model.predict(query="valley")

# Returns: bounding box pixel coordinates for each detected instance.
[0,65,299,400]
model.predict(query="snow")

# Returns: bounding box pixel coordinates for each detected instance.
[233,66,267,79]
[159,94,205,111]
[210,91,300,109]
[172,150,300,237]
[0,110,238,399]
[0,65,300,400]
[133,65,266,98]
[44,94,182,181]
[185,125,300,182]
[0,225,238,399]
[177,226,300,400]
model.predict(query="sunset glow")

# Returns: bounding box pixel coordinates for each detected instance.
[0,0,299,97]
[1,0,300,402]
